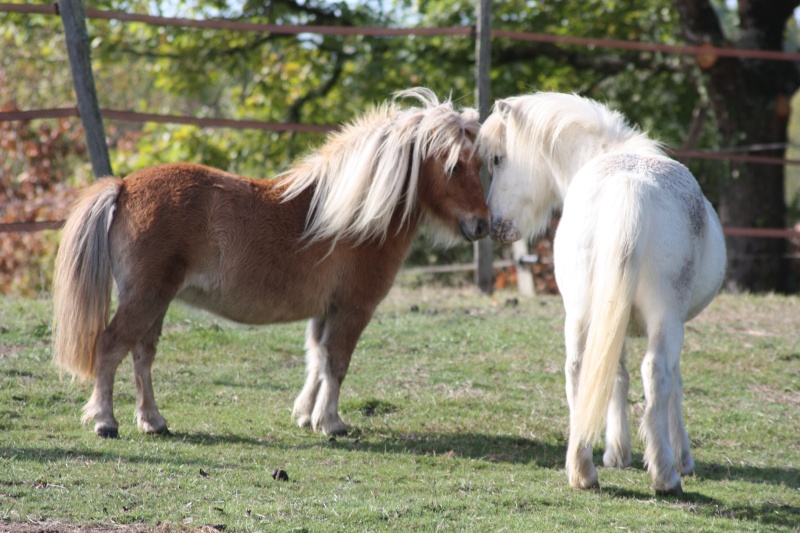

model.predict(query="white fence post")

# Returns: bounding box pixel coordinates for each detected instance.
[512,241,535,296]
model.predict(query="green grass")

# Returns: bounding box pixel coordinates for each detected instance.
[1,281,799,532]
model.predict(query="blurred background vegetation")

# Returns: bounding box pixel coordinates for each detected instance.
[2,0,800,295]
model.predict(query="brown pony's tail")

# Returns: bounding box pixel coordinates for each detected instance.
[52,178,123,380]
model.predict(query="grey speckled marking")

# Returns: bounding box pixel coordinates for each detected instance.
[592,153,706,236]
[490,217,522,242]
[674,255,696,296]
[685,194,706,237]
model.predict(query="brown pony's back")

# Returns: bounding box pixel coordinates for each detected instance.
[108,163,410,324]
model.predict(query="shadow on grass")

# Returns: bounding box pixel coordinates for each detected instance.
[593,453,800,491]
[327,433,800,491]
[0,431,273,467]
[335,431,568,469]
[693,460,800,489]
[8,431,799,530]
[570,473,800,529]
[606,486,800,529]
[33,427,799,490]
[1,445,210,467]
[603,485,718,504]
[9,428,798,492]
[2,431,566,470]
[171,429,569,469]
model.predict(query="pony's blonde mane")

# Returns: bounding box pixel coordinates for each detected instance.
[281,88,479,244]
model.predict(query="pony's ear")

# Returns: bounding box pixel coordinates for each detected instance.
[461,107,479,124]
[460,108,480,137]
[495,99,513,118]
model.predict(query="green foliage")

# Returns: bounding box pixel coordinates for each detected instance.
[2,0,797,293]
[2,0,723,177]
[0,74,92,295]
[0,286,798,531]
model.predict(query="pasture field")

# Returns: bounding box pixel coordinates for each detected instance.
[1,280,798,532]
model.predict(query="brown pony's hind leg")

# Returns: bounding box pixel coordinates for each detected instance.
[132,310,169,435]
[292,317,326,429]
[309,308,373,436]
[83,305,160,438]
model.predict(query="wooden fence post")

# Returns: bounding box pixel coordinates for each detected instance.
[474,0,494,294]
[59,0,113,178]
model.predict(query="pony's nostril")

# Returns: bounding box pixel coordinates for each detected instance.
[475,218,489,237]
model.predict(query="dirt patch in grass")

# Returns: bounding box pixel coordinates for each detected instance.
[749,384,800,407]
[0,523,226,533]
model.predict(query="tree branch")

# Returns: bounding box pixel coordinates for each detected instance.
[739,0,800,50]
[285,51,347,123]
[671,0,726,44]
[493,42,681,77]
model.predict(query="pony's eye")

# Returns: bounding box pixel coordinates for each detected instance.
[492,155,502,167]
[449,164,460,175]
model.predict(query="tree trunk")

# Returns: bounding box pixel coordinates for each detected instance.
[674,0,800,292]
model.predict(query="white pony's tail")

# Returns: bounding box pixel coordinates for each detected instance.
[572,179,646,447]
[52,178,122,381]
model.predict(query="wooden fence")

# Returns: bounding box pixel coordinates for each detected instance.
[3,1,800,292]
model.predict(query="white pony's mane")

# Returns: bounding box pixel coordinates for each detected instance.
[280,88,479,244]
[478,92,664,194]
[475,92,667,241]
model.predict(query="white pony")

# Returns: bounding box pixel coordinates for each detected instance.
[477,92,726,494]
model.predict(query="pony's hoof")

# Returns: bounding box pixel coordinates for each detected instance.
[567,459,599,491]
[97,427,119,439]
[680,457,696,476]
[603,450,632,469]
[655,482,683,496]
[138,418,169,435]
[572,480,601,491]
[568,472,600,491]
[319,420,348,436]
[137,412,169,435]
[295,415,312,428]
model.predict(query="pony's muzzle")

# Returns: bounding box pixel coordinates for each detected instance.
[459,215,490,241]
[490,216,522,243]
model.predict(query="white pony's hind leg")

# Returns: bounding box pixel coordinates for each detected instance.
[566,436,598,490]
[564,315,599,489]
[604,346,632,469]
[564,316,583,416]
[640,320,684,493]
[292,318,326,428]
[669,360,695,475]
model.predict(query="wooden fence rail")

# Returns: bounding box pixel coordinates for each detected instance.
[5,3,800,63]
[3,0,800,294]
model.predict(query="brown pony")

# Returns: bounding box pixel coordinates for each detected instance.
[53,88,489,438]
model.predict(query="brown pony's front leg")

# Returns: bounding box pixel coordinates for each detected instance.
[293,309,373,435]
[292,317,326,429]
